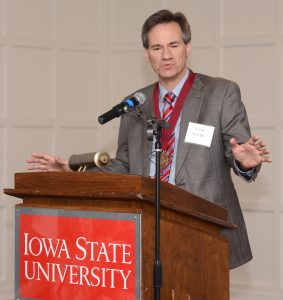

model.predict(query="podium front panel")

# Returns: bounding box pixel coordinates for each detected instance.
[15,206,141,300]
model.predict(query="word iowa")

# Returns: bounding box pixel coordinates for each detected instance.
[23,233,132,264]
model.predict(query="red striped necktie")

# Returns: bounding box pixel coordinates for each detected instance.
[160,91,176,182]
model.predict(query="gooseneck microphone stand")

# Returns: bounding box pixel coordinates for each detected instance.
[146,116,169,300]
[99,104,167,299]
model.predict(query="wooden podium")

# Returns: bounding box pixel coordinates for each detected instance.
[5,172,234,299]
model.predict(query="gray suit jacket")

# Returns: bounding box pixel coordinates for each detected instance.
[94,73,257,269]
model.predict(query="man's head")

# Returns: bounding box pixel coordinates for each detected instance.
[141,10,191,49]
[142,10,192,90]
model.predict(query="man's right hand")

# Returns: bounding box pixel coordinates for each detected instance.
[26,153,71,172]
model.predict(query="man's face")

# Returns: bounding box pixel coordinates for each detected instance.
[144,22,191,89]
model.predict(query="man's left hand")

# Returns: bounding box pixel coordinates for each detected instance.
[230,135,272,171]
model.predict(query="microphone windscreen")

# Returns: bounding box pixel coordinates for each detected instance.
[134,92,146,105]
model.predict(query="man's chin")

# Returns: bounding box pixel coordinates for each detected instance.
[159,72,180,82]
[158,70,177,79]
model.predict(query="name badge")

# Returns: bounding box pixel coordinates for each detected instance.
[185,122,215,147]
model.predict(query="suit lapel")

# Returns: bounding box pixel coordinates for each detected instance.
[139,75,205,178]
[175,75,205,177]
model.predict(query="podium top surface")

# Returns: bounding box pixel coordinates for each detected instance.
[4,172,234,229]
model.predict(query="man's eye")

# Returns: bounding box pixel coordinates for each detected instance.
[152,47,160,51]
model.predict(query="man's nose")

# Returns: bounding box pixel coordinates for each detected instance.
[161,47,173,59]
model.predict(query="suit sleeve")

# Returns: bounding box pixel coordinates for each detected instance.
[87,115,130,174]
[220,81,259,181]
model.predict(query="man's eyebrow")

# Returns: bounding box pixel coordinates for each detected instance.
[169,41,180,45]
[150,41,180,48]
[150,43,161,48]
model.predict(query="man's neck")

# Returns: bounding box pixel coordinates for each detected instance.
[159,68,189,92]
[159,68,188,91]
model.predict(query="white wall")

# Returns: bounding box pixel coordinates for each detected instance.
[0,0,282,299]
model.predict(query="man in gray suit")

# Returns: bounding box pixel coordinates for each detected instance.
[27,10,272,269]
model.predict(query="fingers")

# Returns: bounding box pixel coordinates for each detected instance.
[245,136,258,148]
[27,162,48,171]
[27,164,48,171]
[255,140,267,151]
[30,153,54,161]
[249,135,267,148]
[26,158,49,165]
[230,135,270,154]
[34,153,57,163]
[26,152,69,172]
[259,149,269,156]
[252,136,272,163]
[259,148,272,163]
[26,152,56,171]
[229,138,238,148]
[230,135,272,168]
[247,135,270,153]
[263,156,272,163]
[27,158,51,170]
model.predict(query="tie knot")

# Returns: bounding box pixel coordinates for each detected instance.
[163,91,176,105]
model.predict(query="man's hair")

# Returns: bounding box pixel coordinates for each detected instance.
[141,9,191,49]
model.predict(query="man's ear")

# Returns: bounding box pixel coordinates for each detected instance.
[186,42,192,57]
[144,48,149,60]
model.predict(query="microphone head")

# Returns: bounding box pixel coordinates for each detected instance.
[98,92,147,125]
[123,92,147,112]
[133,92,146,105]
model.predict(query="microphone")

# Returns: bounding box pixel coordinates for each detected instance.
[68,152,110,171]
[98,92,146,125]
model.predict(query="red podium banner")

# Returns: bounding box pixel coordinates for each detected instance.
[15,207,141,300]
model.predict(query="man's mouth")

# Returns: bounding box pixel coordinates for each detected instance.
[161,63,175,69]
